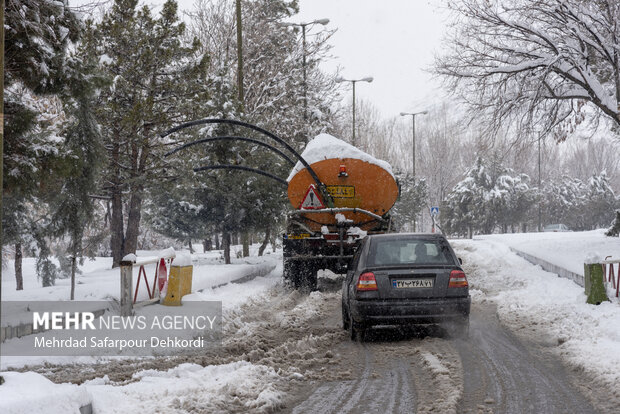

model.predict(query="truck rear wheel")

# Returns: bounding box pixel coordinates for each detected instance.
[298,262,318,292]
[283,258,298,289]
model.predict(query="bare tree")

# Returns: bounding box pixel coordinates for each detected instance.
[436,0,620,141]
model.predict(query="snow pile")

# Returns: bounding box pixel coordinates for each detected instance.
[0,371,91,414]
[287,133,394,181]
[335,213,353,224]
[413,344,463,414]
[584,252,604,265]
[86,361,285,413]
[275,291,331,328]
[172,252,192,267]
[419,351,449,375]
[157,247,176,259]
[347,227,368,238]
[121,253,136,262]
[453,238,620,393]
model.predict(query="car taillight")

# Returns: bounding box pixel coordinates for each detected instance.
[357,272,378,291]
[449,270,468,288]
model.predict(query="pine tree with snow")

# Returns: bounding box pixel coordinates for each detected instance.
[3,0,88,288]
[87,0,209,267]
[390,173,428,232]
[443,157,494,237]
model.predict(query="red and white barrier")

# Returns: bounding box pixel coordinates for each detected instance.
[132,257,174,305]
[602,257,620,298]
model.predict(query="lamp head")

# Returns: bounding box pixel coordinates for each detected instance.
[315,18,330,25]
[399,112,408,116]
[361,76,374,83]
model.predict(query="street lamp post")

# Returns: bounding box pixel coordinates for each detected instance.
[282,19,329,142]
[400,110,428,231]
[336,76,373,147]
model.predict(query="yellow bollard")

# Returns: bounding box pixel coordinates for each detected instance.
[161,265,193,306]
[179,265,193,297]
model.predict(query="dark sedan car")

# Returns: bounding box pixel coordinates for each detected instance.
[341,233,470,340]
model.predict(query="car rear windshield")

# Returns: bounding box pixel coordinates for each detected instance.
[367,238,454,266]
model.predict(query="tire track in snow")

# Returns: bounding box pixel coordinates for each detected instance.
[458,303,598,414]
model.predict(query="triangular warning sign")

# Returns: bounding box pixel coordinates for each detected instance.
[299,185,325,210]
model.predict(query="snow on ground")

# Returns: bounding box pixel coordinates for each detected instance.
[1,246,282,370]
[0,371,91,414]
[1,281,338,413]
[86,361,284,414]
[1,248,287,413]
[477,229,620,276]
[1,245,279,303]
[453,237,620,398]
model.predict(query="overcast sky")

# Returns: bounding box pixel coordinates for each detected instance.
[295,0,449,118]
[77,0,450,118]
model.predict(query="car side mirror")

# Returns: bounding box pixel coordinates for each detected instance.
[458,257,463,265]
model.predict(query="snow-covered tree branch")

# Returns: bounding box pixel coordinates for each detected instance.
[436,0,620,140]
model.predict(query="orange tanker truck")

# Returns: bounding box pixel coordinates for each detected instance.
[284,134,399,290]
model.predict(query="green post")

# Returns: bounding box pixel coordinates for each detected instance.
[584,263,608,305]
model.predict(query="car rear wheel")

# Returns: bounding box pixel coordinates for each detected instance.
[297,262,317,292]
[342,305,350,330]
[350,321,366,342]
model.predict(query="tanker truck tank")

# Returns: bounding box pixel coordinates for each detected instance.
[283,134,399,290]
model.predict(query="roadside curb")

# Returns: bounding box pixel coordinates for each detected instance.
[509,247,585,287]
[1,308,108,343]
[215,262,277,288]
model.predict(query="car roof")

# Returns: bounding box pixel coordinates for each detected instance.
[366,233,448,241]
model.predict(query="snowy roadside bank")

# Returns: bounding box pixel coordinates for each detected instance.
[452,239,620,403]
[1,253,282,370]
[1,247,280,303]
[476,229,620,276]
[1,259,287,413]
[1,283,342,414]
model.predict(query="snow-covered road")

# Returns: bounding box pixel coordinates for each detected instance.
[3,235,620,413]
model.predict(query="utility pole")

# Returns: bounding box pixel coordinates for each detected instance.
[280,19,329,143]
[336,76,373,147]
[1,0,5,380]
[235,0,250,257]
[538,136,542,232]
[235,0,244,109]
[302,24,307,122]
[352,81,356,146]
[400,110,428,231]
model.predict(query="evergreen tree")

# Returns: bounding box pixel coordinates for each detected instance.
[391,173,428,232]
[443,157,493,237]
[3,0,85,287]
[87,0,209,266]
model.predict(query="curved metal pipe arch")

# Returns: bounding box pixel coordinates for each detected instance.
[193,165,288,186]
[165,135,296,166]
[160,118,334,207]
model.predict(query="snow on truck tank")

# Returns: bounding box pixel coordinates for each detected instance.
[287,134,398,229]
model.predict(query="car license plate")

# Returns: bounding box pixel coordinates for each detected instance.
[392,278,434,288]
